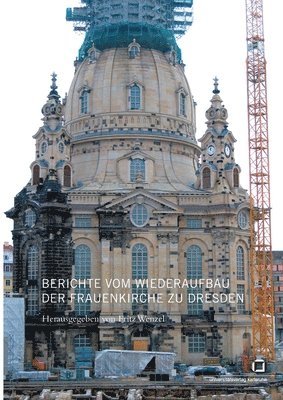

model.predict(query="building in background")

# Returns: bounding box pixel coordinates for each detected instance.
[273,251,283,342]
[3,242,13,293]
[6,0,252,369]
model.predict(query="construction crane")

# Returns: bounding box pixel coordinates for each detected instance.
[245,0,275,365]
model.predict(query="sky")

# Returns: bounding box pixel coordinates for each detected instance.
[0,0,282,251]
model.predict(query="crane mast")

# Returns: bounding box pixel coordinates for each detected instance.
[245,0,274,361]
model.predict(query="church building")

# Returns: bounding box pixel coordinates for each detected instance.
[6,0,252,369]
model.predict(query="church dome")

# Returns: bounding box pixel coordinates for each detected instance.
[64,45,196,140]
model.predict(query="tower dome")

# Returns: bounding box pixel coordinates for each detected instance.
[65,45,196,139]
[64,44,199,192]
[63,0,199,192]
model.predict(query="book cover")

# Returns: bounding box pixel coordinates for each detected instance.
[2,1,283,398]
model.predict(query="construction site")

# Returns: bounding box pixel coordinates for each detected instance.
[3,0,283,399]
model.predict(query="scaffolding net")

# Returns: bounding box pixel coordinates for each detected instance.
[66,0,194,60]
[94,349,175,378]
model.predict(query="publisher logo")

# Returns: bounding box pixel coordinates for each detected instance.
[251,358,266,373]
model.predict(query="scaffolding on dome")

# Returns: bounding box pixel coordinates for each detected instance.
[66,0,194,60]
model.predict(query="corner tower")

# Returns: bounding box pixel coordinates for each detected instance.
[5,75,74,366]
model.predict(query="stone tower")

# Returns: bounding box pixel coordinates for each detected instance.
[6,75,73,367]
[6,0,252,369]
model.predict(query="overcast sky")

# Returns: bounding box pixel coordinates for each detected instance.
[0,0,282,251]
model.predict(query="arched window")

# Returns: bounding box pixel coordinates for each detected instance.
[180,93,186,116]
[128,39,140,59]
[187,245,203,316]
[233,168,239,188]
[74,245,91,315]
[32,164,40,185]
[27,245,39,280]
[203,167,211,189]
[132,284,148,313]
[237,284,245,314]
[27,286,39,316]
[80,89,89,114]
[130,158,145,182]
[132,243,148,279]
[74,286,91,315]
[129,84,141,110]
[187,245,202,279]
[63,165,71,187]
[25,209,36,227]
[129,45,139,58]
[88,49,96,62]
[237,246,245,280]
[75,245,91,279]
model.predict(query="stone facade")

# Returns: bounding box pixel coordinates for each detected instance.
[6,25,252,369]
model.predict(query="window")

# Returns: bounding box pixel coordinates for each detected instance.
[74,245,91,314]
[75,216,92,228]
[74,286,91,315]
[188,286,203,316]
[238,210,248,230]
[180,93,186,116]
[187,218,202,229]
[129,84,141,110]
[32,164,40,185]
[5,280,11,286]
[63,165,71,187]
[75,244,91,279]
[132,243,148,279]
[41,141,47,154]
[237,284,245,314]
[131,204,148,227]
[187,245,203,315]
[237,246,245,280]
[203,167,211,189]
[88,49,96,62]
[130,158,145,182]
[187,245,202,279]
[27,245,39,280]
[188,333,205,353]
[25,208,36,227]
[132,284,148,313]
[74,334,91,348]
[233,168,239,188]
[27,286,39,316]
[58,142,64,153]
[80,89,89,114]
[129,45,139,58]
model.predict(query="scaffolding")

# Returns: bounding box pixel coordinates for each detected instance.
[66,0,194,60]
[4,295,25,378]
